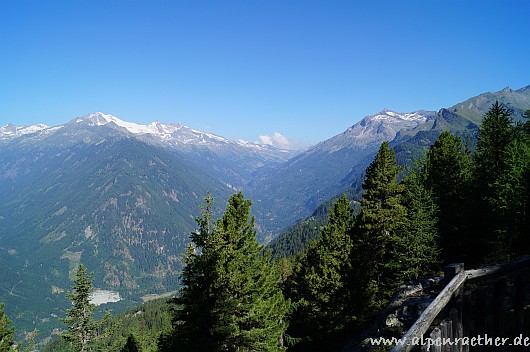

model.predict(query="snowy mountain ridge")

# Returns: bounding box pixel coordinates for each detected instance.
[75,112,246,147]
[302,109,435,155]
[1,112,288,155]
[0,123,50,139]
[348,109,433,142]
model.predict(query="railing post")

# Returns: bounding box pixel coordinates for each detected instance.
[449,309,462,352]
[493,279,507,352]
[462,292,472,352]
[390,271,467,352]
[474,287,487,334]
[514,273,525,338]
[430,328,442,352]
[444,264,464,352]
[390,257,530,352]
[440,319,453,352]
[445,263,464,286]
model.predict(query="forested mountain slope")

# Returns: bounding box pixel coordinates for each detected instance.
[1,85,529,343]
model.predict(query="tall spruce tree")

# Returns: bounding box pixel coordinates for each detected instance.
[121,334,140,352]
[62,264,109,352]
[399,158,439,279]
[474,102,515,196]
[472,102,521,261]
[0,303,15,352]
[212,192,290,351]
[425,131,471,263]
[352,141,406,312]
[160,193,217,351]
[288,194,355,350]
[162,192,290,352]
[489,131,530,258]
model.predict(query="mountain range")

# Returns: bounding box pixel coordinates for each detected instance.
[1,85,529,341]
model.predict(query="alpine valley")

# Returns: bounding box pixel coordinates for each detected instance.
[1,85,529,342]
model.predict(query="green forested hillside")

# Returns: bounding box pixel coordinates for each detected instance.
[267,216,326,259]
[43,298,172,352]
[0,137,233,341]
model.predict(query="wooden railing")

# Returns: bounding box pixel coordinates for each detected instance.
[390,256,530,352]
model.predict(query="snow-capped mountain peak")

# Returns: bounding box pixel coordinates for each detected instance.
[74,113,190,139]
[76,112,154,134]
[307,109,436,154]
[2,112,296,165]
[0,123,49,139]
[370,109,429,123]
[67,112,294,159]
[347,109,433,145]
[77,113,198,137]
[76,112,115,125]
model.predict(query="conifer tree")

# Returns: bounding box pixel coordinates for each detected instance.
[474,102,515,196]
[62,264,109,352]
[352,141,406,312]
[211,192,290,351]
[302,194,354,318]
[161,193,217,351]
[163,192,290,351]
[489,132,530,258]
[399,158,439,279]
[288,194,355,349]
[120,334,140,352]
[0,303,15,352]
[472,102,521,260]
[425,131,471,263]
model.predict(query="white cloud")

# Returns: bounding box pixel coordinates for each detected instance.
[258,132,292,150]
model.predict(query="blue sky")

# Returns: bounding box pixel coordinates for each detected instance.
[1,0,529,148]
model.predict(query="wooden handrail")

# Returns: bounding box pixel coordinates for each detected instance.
[390,256,530,352]
[466,256,530,280]
[390,272,467,352]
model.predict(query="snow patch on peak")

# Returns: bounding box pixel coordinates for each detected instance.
[381,108,397,116]
[190,128,229,143]
[369,109,428,123]
[76,112,238,146]
[70,112,292,156]
[78,112,147,132]
[1,123,20,134]
[78,112,118,126]
[0,123,50,139]
[24,124,50,133]
[323,109,436,151]
[78,112,171,135]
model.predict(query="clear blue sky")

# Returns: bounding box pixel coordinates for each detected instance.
[1,0,529,148]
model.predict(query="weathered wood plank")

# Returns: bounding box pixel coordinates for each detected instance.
[445,263,465,285]
[493,279,506,352]
[440,319,452,352]
[390,256,530,352]
[466,257,530,281]
[390,272,467,352]
[474,287,486,335]
[449,309,462,352]
[431,328,442,352]
[462,292,472,352]
[514,273,524,337]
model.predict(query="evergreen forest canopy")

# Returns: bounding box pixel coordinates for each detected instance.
[1,103,530,351]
